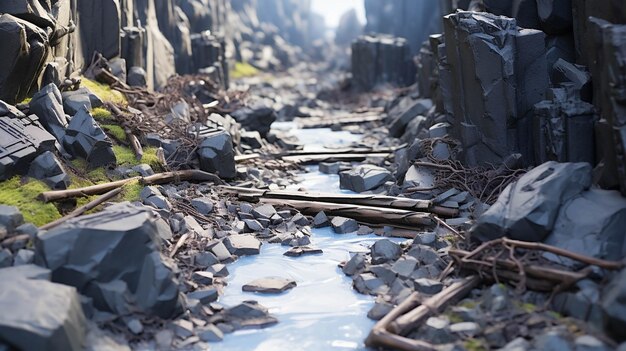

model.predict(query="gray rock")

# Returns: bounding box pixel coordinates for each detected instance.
[421,317,455,344]
[171,319,194,338]
[242,277,297,294]
[574,335,610,351]
[391,257,418,278]
[224,235,261,256]
[209,241,232,262]
[414,278,443,295]
[319,162,342,174]
[198,324,223,342]
[132,164,154,177]
[35,202,183,318]
[125,318,143,335]
[193,252,218,267]
[0,249,12,268]
[187,288,218,305]
[231,102,277,138]
[343,253,366,276]
[339,165,392,192]
[449,322,480,337]
[543,189,626,266]
[0,264,51,281]
[0,205,23,232]
[61,88,102,116]
[313,211,330,228]
[371,239,402,264]
[388,99,433,137]
[331,216,359,234]
[283,246,323,257]
[144,195,172,211]
[206,264,229,278]
[191,198,214,215]
[12,249,34,266]
[368,301,394,320]
[0,268,86,351]
[62,109,116,169]
[197,130,236,179]
[354,273,388,295]
[470,162,592,242]
[252,204,276,220]
[534,330,573,351]
[601,268,626,339]
[191,271,214,285]
[127,66,147,87]
[27,151,70,190]
[243,219,264,232]
[500,337,531,351]
[224,301,278,329]
[28,83,68,142]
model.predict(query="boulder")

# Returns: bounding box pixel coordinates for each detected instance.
[231,102,277,138]
[242,277,297,294]
[35,202,184,319]
[197,130,236,179]
[0,265,86,351]
[62,109,116,169]
[27,151,71,190]
[470,162,592,242]
[28,83,68,142]
[339,165,392,193]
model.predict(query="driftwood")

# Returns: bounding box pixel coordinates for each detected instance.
[365,276,481,351]
[127,132,144,161]
[40,188,124,230]
[40,170,224,202]
[258,198,434,227]
[221,186,458,217]
[281,152,391,164]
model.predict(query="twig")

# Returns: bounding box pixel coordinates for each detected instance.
[40,188,123,230]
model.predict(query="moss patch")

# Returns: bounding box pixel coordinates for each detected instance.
[92,107,115,122]
[464,339,487,351]
[102,124,127,142]
[19,97,32,104]
[119,180,143,202]
[113,145,161,170]
[82,78,127,106]
[0,177,61,226]
[230,62,259,79]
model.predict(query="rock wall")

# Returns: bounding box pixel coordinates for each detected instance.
[0,0,320,104]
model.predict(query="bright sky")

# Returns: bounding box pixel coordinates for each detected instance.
[310,0,365,28]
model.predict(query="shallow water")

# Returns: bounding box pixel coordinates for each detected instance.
[215,126,406,351]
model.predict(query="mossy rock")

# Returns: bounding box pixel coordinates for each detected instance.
[81,78,127,106]
[102,124,127,142]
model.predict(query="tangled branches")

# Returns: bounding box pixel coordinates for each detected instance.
[417,138,526,204]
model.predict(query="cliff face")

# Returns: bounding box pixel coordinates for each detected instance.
[363,0,442,55]
[0,0,321,104]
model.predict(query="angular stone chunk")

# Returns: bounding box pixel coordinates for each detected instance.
[331,216,359,234]
[231,102,277,138]
[0,267,86,351]
[35,202,183,318]
[470,162,592,242]
[224,301,278,329]
[28,151,71,190]
[223,234,261,256]
[197,130,236,179]
[371,239,402,264]
[62,109,116,169]
[242,277,297,294]
[29,83,68,142]
[339,165,392,193]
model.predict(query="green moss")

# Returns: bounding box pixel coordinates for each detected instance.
[459,300,478,309]
[0,177,61,226]
[119,180,142,202]
[87,168,110,184]
[113,145,162,170]
[19,97,32,104]
[446,312,464,324]
[230,62,259,79]
[81,78,127,105]
[91,107,115,122]
[464,339,487,351]
[518,302,537,313]
[102,124,127,142]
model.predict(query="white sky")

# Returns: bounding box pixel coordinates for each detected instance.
[310,0,365,28]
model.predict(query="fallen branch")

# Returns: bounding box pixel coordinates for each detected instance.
[141,169,225,186]
[40,188,123,230]
[281,152,391,164]
[170,233,189,258]
[235,153,261,162]
[365,276,481,351]
[127,131,144,161]
[221,187,459,217]
[259,198,434,228]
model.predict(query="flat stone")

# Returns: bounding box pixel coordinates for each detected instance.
[224,234,261,256]
[243,219,264,232]
[193,252,218,267]
[319,162,342,174]
[171,319,194,339]
[283,246,323,257]
[242,277,297,294]
[339,165,392,192]
[224,301,278,329]
[331,216,359,234]
[414,278,443,294]
[209,241,232,262]
[422,317,455,344]
[191,198,214,215]
[252,204,276,220]
[407,245,441,265]
[187,288,218,305]
[191,271,214,285]
[144,195,172,211]
[206,264,229,278]
[371,239,402,264]
[370,265,397,285]
[291,213,308,226]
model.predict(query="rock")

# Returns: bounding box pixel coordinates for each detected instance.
[534,330,573,351]
[12,249,34,266]
[132,164,154,177]
[27,151,71,190]
[125,318,143,335]
[291,213,308,226]
[313,211,330,228]
[206,264,229,278]
[601,268,626,340]
[243,219,264,232]
[171,319,194,339]
[342,253,366,276]
[283,246,323,257]
[0,266,86,351]
[35,202,183,318]
[193,252,218,267]
[191,198,214,215]
[543,189,626,266]
[470,162,592,242]
[28,83,68,142]
[0,115,57,181]
[154,329,174,350]
[197,130,236,179]
[0,205,24,232]
[368,301,394,320]
[500,337,531,351]
[231,102,277,138]
[354,273,388,295]
[574,335,610,351]
[351,35,415,91]
[449,322,480,337]
[0,264,50,281]
[252,205,276,220]
[0,14,49,104]
[187,288,218,305]
[144,195,172,211]
[223,234,261,256]
[421,317,455,344]
[61,88,102,116]
[198,324,223,342]
[371,239,402,264]
[127,66,147,87]
[223,301,278,329]
[242,277,297,294]
[209,241,232,262]
[391,257,418,278]
[192,271,214,286]
[0,249,12,268]
[414,278,444,295]
[339,165,392,192]
[240,131,264,149]
[62,109,116,169]
[331,216,359,234]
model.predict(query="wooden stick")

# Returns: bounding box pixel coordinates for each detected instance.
[280,146,401,157]
[259,198,434,227]
[142,170,225,186]
[235,153,261,162]
[170,233,189,258]
[127,131,144,161]
[39,177,140,202]
[281,152,391,164]
[40,188,123,230]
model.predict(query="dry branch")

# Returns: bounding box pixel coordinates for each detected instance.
[40,188,124,230]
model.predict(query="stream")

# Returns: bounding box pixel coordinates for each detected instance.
[216,123,408,351]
